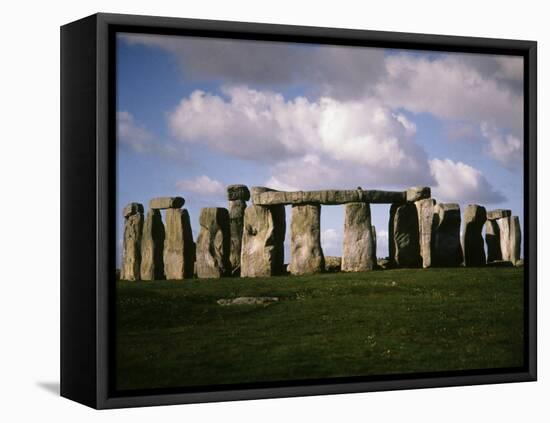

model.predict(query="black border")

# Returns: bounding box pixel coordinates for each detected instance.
[62,12,537,409]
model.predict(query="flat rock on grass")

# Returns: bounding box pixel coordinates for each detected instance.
[217,297,279,306]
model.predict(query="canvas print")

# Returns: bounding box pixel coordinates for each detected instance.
[115,32,525,392]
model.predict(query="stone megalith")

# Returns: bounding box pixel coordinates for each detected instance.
[149,196,185,210]
[121,202,144,281]
[227,185,250,276]
[392,202,421,267]
[241,204,286,277]
[415,198,436,268]
[371,225,377,265]
[497,215,522,265]
[485,220,502,262]
[163,208,195,280]
[388,204,398,264]
[433,203,463,267]
[288,204,325,275]
[196,207,230,278]
[140,209,165,280]
[341,202,375,272]
[462,204,487,266]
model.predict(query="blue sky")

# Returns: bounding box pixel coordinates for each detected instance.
[116,33,524,265]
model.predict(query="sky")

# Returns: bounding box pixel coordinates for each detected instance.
[116,32,524,265]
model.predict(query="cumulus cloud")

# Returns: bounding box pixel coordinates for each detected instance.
[429,158,506,204]
[321,228,342,256]
[117,111,154,152]
[481,122,523,169]
[176,175,225,196]
[169,85,434,188]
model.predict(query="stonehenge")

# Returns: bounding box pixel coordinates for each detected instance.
[120,184,524,281]
[121,202,144,281]
[196,208,230,278]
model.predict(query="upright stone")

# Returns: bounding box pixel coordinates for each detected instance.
[140,209,165,280]
[288,204,325,275]
[121,203,144,281]
[227,185,250,276]
[392,202,421,267]
[415,198,436,268]
[497,215,522,265]
[163,208,194,279]
[196,208,230,278]
[241,204,286,277]
[462,205,487,266]
[388,204,398,264]
[371,225,377,264]
[342,203,375,272]
[433,203,463,267]
[485,220,502,262]
[510,216,522,265]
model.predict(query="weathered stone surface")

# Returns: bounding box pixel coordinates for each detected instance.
[251,186,430,206]
[140,209,165,280]
[149,196,185,210]
[163,208,194,279]
[324,256,341,272]
[388,204,398,264]
[433,203,463,267]
[406,186,431,203]
[371,225,377,264]
[228,200,247,275]
[196,208,230,279]
[241,205,286,277]
[498,216,521,265]
[486,209,511,220]
[485,220,502,262]
[123,202,144,218]
[342,203,375,272]
[227,184,250,201]
[392,202,421,268]
[377,258,393,269]
[288,204,324,275]
[121,204,144,281]
[462,204,487,266]
[415,198,436,268]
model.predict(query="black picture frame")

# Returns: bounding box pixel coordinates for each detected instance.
[60,12,537,409]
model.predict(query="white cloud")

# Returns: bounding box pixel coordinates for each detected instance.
[481,122,523,168]
[321,228,342,256]
[169,86,434,188]
[175,175,225,196]
[117,111,154,152]
[429,158,505,204]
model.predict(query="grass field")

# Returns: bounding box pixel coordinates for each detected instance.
[115,267,524,391]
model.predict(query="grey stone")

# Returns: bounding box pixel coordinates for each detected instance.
[499,216,521,265]
[121,204,144,281]
[163,208,195,279]
[341,203,375,272]
[140,209,165,280]
[433,203,463,267]
[377,258,393,269]
[388,204,398,265]
[251,186,430,206]
[462,204,487,266]
[229,200,247,275]
[510,216,522,265]
[486,209,511,220]
[288,204,325,275]
[196,208,230,279]
[123,202,144,218]
[371,225,377,264]
[241,205,286,277]
[485,220,502,262]
[415,198,436,268]
[324,256,341,273]
[392,202,421,267]
[227,184,250,201]
[149,196,185,210]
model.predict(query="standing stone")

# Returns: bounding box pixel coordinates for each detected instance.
[388,204,398,264]
[196,208,230,278]
[497,216,522,265]
[485,220,502,262]
[121,203,144,281]
[415,198,436,268]
[227,185,250,276]
[433,203,463,267]
[462,205,487,266]
[241,205,286,277]
[163,208,194,280]
[342,203,375,272]
[140,209,165,280]
[392,202,421,267]
[371,225,377,265]
[149,196,185,210]
[288,204,325,275]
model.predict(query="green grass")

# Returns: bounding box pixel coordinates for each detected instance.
[116,267,524,391]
